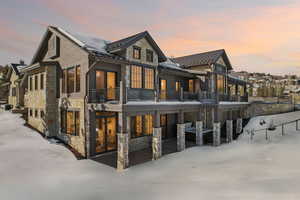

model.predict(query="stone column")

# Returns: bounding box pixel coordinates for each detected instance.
[117,112,129,171]
[152,127,162,160]
[226,120,233,143]
[237,118,243,134]
[177,110,185,151]
[117,133,129,171]
[196,121,203,146]
[213,122,221,146]
[177,123,185,151]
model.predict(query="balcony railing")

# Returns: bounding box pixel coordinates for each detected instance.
[89,88,120,103]
[159,90,180,101]
[183,91,198,101]
[127,88,155,101]
[218,93,248,102]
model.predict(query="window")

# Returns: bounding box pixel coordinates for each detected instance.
[76,66,80,92]
[40,73,44,90]
[133,46,141,59]
[40,110,45,119]
[131,115,153,138]
[176,81,180,92]
[67,68,75,93]
[144,114,153,135]
[29,109,33,117]
[217,75,225,93]
[35,109,38,118]
[131,115,142,138]
[146,49,154,62]
[63,66,80,94]
[188,79,194,93]
[29,76,32,91]
[144,68,154,89]
[35,75,38,90]
[61,109,80,136]
[62,70,67,93]
[131,65,142,88]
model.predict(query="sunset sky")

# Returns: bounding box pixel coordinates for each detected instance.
[1,0,300,75]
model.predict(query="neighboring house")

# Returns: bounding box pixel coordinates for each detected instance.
[7,61,27,109]
[21,26,249,170]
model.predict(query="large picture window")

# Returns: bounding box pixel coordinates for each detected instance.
[217,75,225,94]
[131,65,142,88]
[188,80,194,93]
[63,65,80,94]
[144,114,153,135]
[144,68,154,89]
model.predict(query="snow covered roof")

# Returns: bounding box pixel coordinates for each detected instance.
[10,63,27,76]
[56,27,111,54]
[159,58,182,70]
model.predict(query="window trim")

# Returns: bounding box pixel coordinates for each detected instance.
[60,108,80,136]
[133,46,141,60]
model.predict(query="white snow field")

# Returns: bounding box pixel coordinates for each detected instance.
[1,111,300,200]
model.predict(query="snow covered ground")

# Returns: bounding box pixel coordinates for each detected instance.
[1,111,300,200]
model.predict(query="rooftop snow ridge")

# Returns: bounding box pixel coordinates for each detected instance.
[57,27,111,54]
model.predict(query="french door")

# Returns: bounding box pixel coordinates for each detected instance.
[95,70,117,101]
[95,114,117,153]
[161,114,167,139]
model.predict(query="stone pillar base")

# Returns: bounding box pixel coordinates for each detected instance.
[226,120,233,143]
[117,133,129,171]
[196,121,203,146]
[237,118,243,134]
[177,124,185,151]
[152,127,162,160]
[213,122,221,146]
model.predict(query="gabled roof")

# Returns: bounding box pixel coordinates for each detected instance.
[106,31,167,62]
[172,49,232,70]
[9,63,27,76]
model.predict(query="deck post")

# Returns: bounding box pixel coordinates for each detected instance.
[213,122,221,146]
[196,121,203,146]
[226,120,233,143]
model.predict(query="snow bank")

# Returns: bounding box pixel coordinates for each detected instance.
[1,111,300,200]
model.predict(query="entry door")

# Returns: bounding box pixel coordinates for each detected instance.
[106,72,116,100]
[160,79,167,100]
[95,117,117,153]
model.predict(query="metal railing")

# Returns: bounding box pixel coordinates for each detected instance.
[246,118,300,140]
[89,88,120,103]
[159,90,180,101]
[183,91,198,101]
[127,88,155,101]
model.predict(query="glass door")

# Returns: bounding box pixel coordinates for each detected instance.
[95,114,117,153]
[96,118,106,153]
[106,72,116,100]
[106,117,117,151]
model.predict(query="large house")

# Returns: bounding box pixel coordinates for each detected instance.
[17,26,248,170]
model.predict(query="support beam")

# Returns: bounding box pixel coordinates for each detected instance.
[152,127,162,160]
[117,112,129,171]
[177,123,185,151]
[196,121,203,146]
[152,112,162,160]
[213,122,221,146]
[226,120,233,143]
